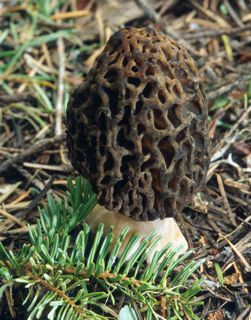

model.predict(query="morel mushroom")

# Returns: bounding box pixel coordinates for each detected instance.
[66,27,210,260]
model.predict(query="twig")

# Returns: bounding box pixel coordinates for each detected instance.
[159,0,178,16]
[216,174,237,227]
[224,0,244,28]
[236,305,251,320]
[183,24,251,40]
[12,164,45,190]
[16,175,55,219]
[5,289,15,319]
[0,209,26,227]
[219,233,251,273]
[3,225,35,235]
[55,37,65,136]
[188,0,230,28]
[27,273,86,316]
[134,0,160,23]
[0,92,35,106]
[206,73,251,101]
[211,106,251,162]
[0,134,66,175]
[23,162,72,173]
[52,10,91,20]
[17,55,46,93]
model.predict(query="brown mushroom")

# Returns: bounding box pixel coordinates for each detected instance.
[66,27,210,260]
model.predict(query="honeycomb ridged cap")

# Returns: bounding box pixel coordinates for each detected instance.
[66,27,210,221]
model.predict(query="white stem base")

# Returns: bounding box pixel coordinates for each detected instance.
[86,204,188,264]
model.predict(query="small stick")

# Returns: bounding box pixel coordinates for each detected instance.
[134,0,160,23]
[184,24,251,40]
[0,92,35,106]
[216,174,237,227]
[52,10,91,20]
[12,164,45,190]
[206,73,251,101]
[224,0,244,28]
[17,55,46,93]
[211,105,251,161]
[16,175,55,219]
[0,209,26,227]
[189,0,230,28]
[236,305,251,320]
[55,37,65,136]
[4,289,16,319]
[23,162,72,173]
[0,134,66,175]
[219,233,251,273]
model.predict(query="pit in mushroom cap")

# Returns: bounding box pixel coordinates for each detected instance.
[66,27,210,222]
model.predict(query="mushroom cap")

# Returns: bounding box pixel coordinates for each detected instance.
[66,27,210,221]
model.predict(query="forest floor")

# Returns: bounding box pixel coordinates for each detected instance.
[0,1,251,319]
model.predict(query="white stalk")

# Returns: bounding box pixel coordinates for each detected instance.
[86,204,188,264]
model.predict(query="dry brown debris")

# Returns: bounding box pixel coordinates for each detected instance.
[207,310,225,320]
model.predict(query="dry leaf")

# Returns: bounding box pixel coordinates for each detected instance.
[223,272,240,285]
[207,310,224,320]
[0,182,21,204]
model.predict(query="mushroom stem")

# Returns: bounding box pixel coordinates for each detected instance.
[86,204,188,264]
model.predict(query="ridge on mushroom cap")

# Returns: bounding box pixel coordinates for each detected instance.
[66,27,210,221]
